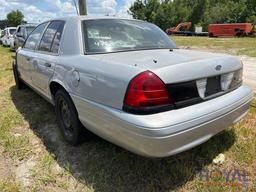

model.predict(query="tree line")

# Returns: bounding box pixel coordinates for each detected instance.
[129,0,256,30]
[0,10,25,29]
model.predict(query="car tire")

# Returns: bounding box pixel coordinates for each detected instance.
[55,89,93,145]
[12,61,26,90]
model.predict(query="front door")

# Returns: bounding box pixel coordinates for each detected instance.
[17,22,49,84]
[16,49,33,84]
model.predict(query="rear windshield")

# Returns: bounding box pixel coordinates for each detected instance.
[9,29,16,35]
[26,26,36,35]
[82,19,176,54]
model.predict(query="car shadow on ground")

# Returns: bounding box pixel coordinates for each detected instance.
[10,86,236,192]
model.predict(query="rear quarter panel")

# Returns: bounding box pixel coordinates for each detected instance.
[53,55,143,109]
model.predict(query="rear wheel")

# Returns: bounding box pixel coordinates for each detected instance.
[209,33,214,37]
[55,89,92,145]
[12,61,26,90]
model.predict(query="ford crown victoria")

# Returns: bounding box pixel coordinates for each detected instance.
[13,16,253,157]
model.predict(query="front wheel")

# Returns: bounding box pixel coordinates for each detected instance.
[55,89,92,145]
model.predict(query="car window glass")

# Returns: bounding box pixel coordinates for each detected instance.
[24,22,48,50]
[51,21,65,53]
[83,19,176,53]
[26,26,36,36]
[9,29,16,35]
[21,27,26,37]
[17,27,21,33]
[39,21,64,53]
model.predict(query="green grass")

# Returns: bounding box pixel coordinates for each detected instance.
[0,180,21,192]
[172,36,256,57]
[0,45,255,191]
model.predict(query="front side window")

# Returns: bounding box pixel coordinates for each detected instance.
[38,21,64,53]
[24,22,48,50]
[83,19,176,53]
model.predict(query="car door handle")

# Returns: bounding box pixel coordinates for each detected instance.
[26,57,30,61]
[44,63,51,68]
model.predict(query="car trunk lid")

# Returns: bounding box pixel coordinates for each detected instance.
[99,48,242,83]
[100,49,243,113]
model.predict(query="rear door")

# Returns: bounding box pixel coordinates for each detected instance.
[32,21,65,95]
[17,22,49,84]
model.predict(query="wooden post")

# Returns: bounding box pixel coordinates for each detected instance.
[78,0,87,15]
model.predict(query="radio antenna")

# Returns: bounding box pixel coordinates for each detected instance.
[73,0,79,15]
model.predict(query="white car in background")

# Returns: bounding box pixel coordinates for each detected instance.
[2,27,16,47]
[10,31,16,51]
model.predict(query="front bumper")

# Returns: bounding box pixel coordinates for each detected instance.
[71,85,253,157]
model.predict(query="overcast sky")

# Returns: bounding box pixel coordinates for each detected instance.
[0,0,136,23]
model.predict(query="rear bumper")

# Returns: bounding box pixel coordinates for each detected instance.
[71,85,253,157]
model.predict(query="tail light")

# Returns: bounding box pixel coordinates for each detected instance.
[229,68,243,89]
[123,71,173,114]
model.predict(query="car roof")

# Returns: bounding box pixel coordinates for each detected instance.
[18,23,38,27]
[19,23,38,27]
[5,27,16,30]
[44,15,139,23]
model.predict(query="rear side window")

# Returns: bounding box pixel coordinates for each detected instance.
[24,22,48,50]
[51,22,65,53]
[38,21,65,53]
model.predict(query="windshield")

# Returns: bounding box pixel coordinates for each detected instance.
[83,19,176,53]
[9,29,16,35]
[26,26,36,35]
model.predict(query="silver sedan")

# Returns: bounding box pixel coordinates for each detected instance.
[13,16,253,157]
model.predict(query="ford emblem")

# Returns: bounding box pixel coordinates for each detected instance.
[215,65,222,71]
